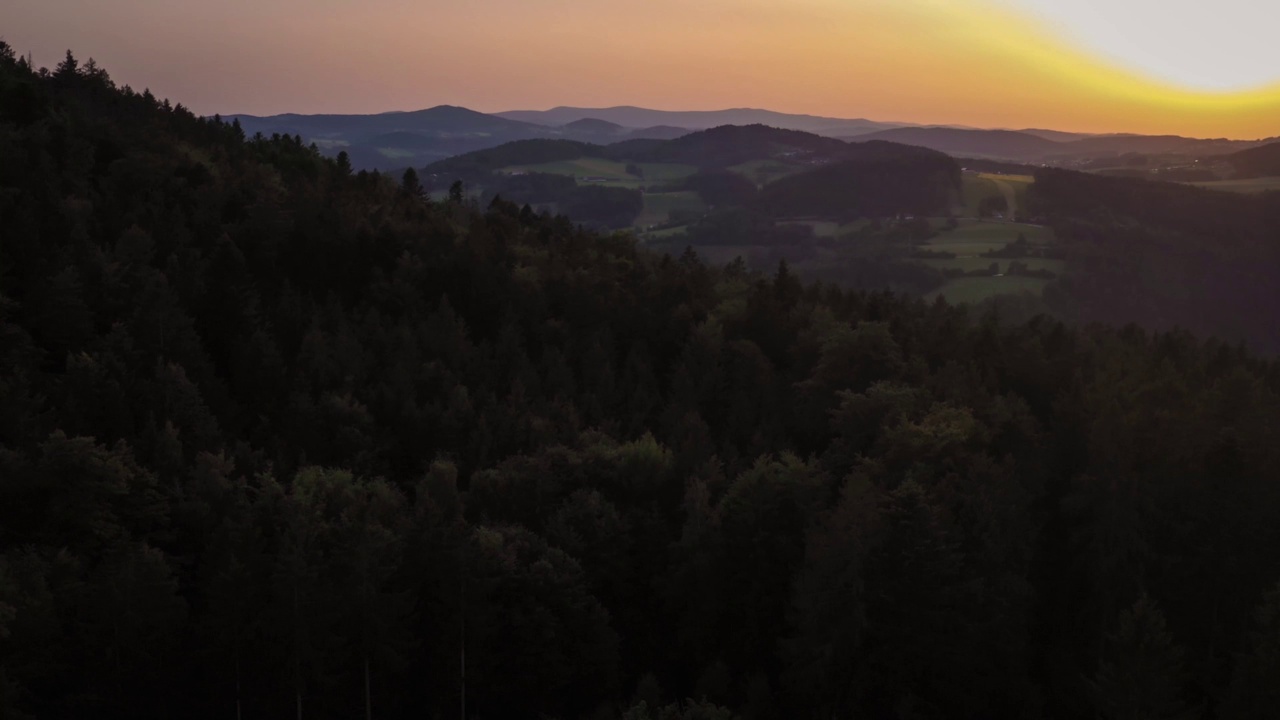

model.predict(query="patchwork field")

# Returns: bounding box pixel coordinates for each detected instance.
[919,219,1059,303]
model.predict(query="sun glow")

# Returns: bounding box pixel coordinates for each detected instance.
[6,0,1280,137]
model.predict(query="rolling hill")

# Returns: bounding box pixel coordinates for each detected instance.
[1051,134,1263,159]
[423,124,862,179]
[225,102,1275,171]
[496,105,910,136]
[853,127,1060,160]
[851,127,1269,163]
[1220,141,1280,178]
[227,105,559,169]
[760,141,961,218]
[626,124,856,167]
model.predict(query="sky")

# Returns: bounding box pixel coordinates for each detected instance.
[7,0,1280,138]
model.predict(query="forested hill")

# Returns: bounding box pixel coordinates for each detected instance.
[5,46,1280,720]
[1222,141,1280,179]
[1028,169,1280,352]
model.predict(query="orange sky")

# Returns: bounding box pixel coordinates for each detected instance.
[7,0,1280,138]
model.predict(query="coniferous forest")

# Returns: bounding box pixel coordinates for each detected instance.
[3,47,1280,720]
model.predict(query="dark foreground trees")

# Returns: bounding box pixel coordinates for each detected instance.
[1,46,1279,720]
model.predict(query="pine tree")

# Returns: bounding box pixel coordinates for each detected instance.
[1090,594,1192,720]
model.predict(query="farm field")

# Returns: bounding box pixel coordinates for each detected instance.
[729,159,807,186]
[959,173,1036,216]
[926,276,1052,305]
[1188,177,1280,194]
[919,217,1059,303]
[981,173,1034,215]
[959,174,1001,215]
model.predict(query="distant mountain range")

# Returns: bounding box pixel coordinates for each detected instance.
[224,104,1276,171]
[495,106,910,137]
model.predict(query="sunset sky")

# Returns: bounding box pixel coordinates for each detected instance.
[8,0,1280,138]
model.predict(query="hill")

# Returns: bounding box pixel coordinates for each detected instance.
[561,117,628,136]
[1017,128,1095,142]
[625,123,855,167]
[1221,141,1280,178]
[228,104,559,169]
[760,141,961,217]
[853,127,1060,159]
[625,125,691,140]
[225,101,1273,172]
[1053,134,1261,158]
[853,127,1268,163]
[423,125,858,178]
[1028,168,1280,350]
[229,104,544,140]
[497,105,908,136]
[422,138,598,179]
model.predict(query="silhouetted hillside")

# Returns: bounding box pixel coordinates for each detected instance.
[1054,134,1260,158]
[496,105,907,135]
[855,127,1059,159]
[629,124,854,167]
[761,141,960,217]
[856,127,1266,163]
[1029,168,1280,350]
[423,139,597,179]
[624,125,691,140]
[1221,141,1280,178]
[562,117,627,136]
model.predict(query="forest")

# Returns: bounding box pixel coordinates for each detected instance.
[2,46,1280,720]
[1028,169,1280,353]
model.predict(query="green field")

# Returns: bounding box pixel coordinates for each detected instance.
[920,218,1059,301]
[959,173,1036,217]
[635,191,705,228]
[959,175,1000,215]
[729,159,806,186]
[1188,177,1280,194]
[926,276,1052,304]
[981,173,1034,215]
